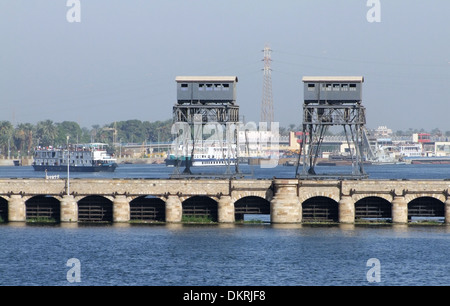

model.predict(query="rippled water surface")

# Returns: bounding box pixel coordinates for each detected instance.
[1,163,449,286]
[1,163,450,180]
[1,223,450,286]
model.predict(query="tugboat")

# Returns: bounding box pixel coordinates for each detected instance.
[32,143,118,172]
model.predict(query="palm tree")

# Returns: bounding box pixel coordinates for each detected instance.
[36,120,57,147]
[91,124,100,143]
[24,124,34,155]
[0,121,14,157]
[14,125,26,153]
[14,123,34,156]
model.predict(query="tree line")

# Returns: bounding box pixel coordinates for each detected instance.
[0,118,448,158]
[0,119,173,157]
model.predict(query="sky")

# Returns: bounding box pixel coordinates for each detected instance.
[1,0,449,132]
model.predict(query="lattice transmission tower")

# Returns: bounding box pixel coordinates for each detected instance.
[260,44,274,124]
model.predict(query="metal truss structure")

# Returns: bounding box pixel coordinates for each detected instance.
[171,77,241,178]
[296,77,368,179]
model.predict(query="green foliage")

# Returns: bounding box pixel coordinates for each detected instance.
[55,121,85,144]
[0,118,174,157]
[181,215,215,223]
[0,121,14,156]
[36,120,58,147]
[26,217,57,223]
[0,118,448,158]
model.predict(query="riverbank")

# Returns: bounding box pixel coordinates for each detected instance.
[0,158,33,166]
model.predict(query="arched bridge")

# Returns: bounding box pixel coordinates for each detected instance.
[0,178,449,224]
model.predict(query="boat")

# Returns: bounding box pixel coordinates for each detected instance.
[32,143,118,172]
[370,145,406,165]
[165,144,237,167]
[398,143,450,164]
[398,144,423,159]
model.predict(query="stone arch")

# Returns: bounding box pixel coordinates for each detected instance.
[25,195,60,222]
[103,195,115,203]
[299,192,340,205]
[405,193,446,204]
[77,195,113,222]
[232,190,270,204]
[234,196,270,222]
[182,196,218,222]
[355,196,392,221]
[352,193,392,203]
[0,197,8,222]
[130,195,165,222]
[407,196,445,222]
[302,196,339,222]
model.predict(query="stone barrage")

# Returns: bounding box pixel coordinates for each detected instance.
[0,178,448,224]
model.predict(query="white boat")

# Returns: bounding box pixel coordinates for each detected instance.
[165,144,237,167]
[33,143,118,172]
[399,144,423,158]
[371,145,406,165]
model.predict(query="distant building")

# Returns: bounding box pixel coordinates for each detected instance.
[435,142,450,157]
[374,126,392,138]
[413,133,431,143]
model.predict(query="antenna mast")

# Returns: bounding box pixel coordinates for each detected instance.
[261,44,274,125]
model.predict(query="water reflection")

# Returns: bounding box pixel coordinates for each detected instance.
[271,223,303,230]
[339,223,355,231]
[59,222,78,229]
[4,221,27,228]
[1,220,450,285]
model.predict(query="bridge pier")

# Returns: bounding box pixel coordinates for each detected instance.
[445,197,450,225]
[218,196,234,223]
[113,195,130,222]
[271,179,301,224]
[392,196,408,224]
[60,195,77,222]
[339,195,355,224]
[165,195,182,223]
[8,195,25,222]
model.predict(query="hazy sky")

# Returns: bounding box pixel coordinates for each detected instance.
[1,0,449,131]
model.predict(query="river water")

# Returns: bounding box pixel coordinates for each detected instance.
[0,163,450,286]
[1,162,450,180]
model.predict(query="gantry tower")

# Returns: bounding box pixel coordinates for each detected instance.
[171,76,240,177]
[296,76,368,179]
